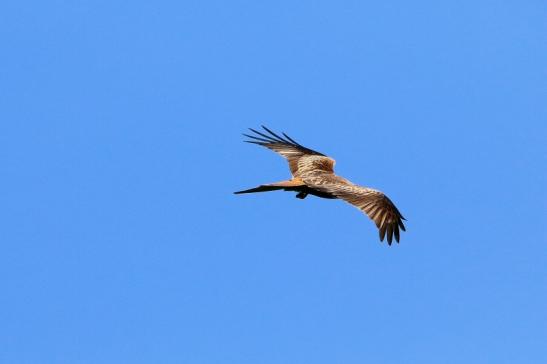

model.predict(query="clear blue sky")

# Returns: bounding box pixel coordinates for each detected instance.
[1,1,545,363]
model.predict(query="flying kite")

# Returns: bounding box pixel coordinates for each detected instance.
[235,126,406,244]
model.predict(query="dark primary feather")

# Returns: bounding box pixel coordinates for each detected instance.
[243,125,325,156]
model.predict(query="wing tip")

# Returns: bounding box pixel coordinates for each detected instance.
[240,126,325,156]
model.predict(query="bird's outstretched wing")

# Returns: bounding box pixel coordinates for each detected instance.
[243,126,332,176]
[305,178,406,245]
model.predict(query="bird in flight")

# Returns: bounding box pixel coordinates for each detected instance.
[235,126,406,245]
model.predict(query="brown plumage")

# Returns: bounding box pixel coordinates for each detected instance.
[234,126,406,245]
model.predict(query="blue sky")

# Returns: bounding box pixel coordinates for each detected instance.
[1,1,545,363]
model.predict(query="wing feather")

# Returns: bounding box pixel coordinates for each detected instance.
[304,178,406,245]
[243,126,329,176]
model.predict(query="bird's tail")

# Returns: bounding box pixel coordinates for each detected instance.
[234,179,305,195]
[234,185,285,194]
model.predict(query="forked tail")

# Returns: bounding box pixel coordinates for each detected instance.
[234,179,305,195]
[234,185,285,194]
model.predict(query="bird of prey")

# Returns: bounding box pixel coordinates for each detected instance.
[234,126,406,245]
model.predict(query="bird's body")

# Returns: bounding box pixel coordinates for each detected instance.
[235,126,406,245]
